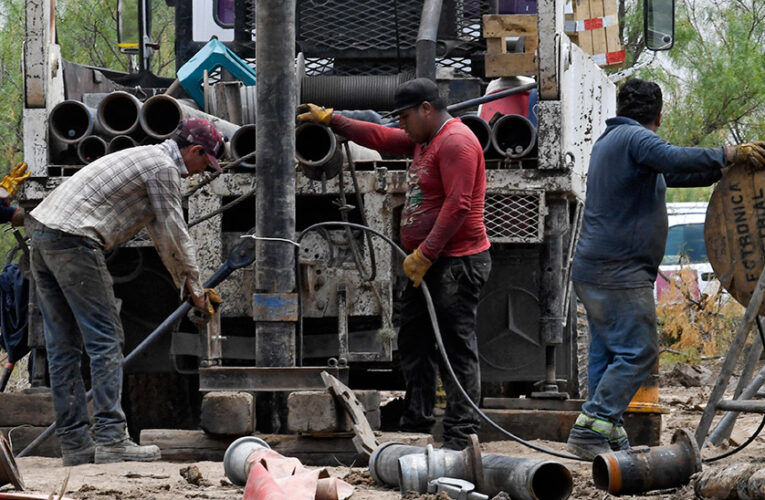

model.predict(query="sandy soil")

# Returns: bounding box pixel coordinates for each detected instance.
[4,368,765,499]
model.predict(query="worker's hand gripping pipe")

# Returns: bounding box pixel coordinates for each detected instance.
[298,221,586,462]
[17,236,257,458]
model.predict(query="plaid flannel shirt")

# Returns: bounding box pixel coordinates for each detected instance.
[30,140,204,297]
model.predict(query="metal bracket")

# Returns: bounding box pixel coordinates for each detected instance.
[427,477,488,500]
[322,371,378,457]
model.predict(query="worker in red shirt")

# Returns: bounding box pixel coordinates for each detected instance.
[299,78,491,449]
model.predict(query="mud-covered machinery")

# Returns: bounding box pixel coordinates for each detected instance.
[18,0,662,434]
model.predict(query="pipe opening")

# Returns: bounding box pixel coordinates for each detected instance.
[592,455,612,492]
[51,101,92,143]
[491,114,536,158]
[296,124,335,166]
[107,135,137,154]
[531,462,574,500]
[460,115,491,153]
[99,94,140,135]
[142,97,182,138]
[231,124,256,167]
[77,136,107,164]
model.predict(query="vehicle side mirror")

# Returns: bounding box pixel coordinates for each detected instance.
[644,0,675,51]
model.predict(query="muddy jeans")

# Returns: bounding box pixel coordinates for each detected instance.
[30,222,127,451]
[398,250,491,446]
[576,282,658,425]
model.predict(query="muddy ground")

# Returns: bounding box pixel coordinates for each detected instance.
[4,361,765,499]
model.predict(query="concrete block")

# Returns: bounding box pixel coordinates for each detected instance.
[200,392,255,436]
[287,390,381,433]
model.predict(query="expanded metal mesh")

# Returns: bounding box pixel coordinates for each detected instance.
[484,191,545,243]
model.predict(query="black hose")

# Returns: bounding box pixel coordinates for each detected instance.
[299,221,586,461]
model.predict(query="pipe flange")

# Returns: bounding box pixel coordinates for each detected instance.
[466,434,484,493]
[672,428,702,474]
[0,433,24,491]
[223,436,271,486]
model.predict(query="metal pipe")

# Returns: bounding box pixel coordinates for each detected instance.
[371,440,572,500]
[140,94,240,141]
[106,135,138,154]
[49,100,103,144]
[223,436,272,486]
[302,74,410,111]
[459,115,491,153]
[255,0,297,431]
[295,123,343,180]
[97,91,142,136]
[230,124,256,168]
[593,429,701,496]
[76,135,108,164]
[490,114,537,158]
[416,0,444,80]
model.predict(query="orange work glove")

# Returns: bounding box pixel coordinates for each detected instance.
[296,103,333,125]
[403,247,432,288]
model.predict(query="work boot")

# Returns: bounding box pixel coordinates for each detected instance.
[565,413,613,460]
[609,425,630,452]
[94,438,161,464]
[61,444,95,466]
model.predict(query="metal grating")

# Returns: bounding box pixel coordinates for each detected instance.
[484,190,545,243]
[297,0,422,54]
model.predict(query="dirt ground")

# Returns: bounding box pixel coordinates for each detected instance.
[4,362,765,499]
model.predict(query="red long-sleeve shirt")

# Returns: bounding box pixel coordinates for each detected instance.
[331,114,490,260]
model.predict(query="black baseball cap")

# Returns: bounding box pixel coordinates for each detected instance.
[390,78,441,115]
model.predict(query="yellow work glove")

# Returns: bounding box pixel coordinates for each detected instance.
[204,287,223,316]
[727,142,765,171]
[296,103,333,125]
[403,247,432,288]
[0,161,30,198]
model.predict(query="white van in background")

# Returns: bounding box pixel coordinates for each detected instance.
[655,202,722,302]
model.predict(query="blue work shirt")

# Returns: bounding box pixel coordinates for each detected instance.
[572,116,726,288]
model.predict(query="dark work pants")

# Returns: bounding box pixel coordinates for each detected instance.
[398,250,491,446]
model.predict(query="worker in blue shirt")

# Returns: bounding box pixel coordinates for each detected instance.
[566,78,765,460]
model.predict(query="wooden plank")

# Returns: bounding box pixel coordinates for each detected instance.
[486,37,505,55]
[0,393,55,427]
[485,53,537,77]
[1,427,60,458]
[603,0,623,65]
[573,0,593,54]
[589,0,607,56]
[483,14,538,38]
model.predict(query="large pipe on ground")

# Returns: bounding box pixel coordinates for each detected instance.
[76,135,107,164]
[49,100,105,144]
[140,94,240,141]
[97,91,142,137]
[460,115,492,153]
[295,123,342,180]
[369,439,572,500]
[490,113,537,158]
[593,429,701,496]
[230,124,256,168]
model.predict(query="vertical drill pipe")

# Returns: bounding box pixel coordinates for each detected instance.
[106,135,138,154]
[416,0,443,80]
[490,114,537,158]
[140,94,241,141]
[49,100,105,144]
[255,0,297,431]
[76,135,108,164]
[97,91,142,137]
[592,429,701,496]
[459,115,492,153]
[231,124,257,168]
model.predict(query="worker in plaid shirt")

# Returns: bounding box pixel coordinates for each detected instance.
[28,118,223,466]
